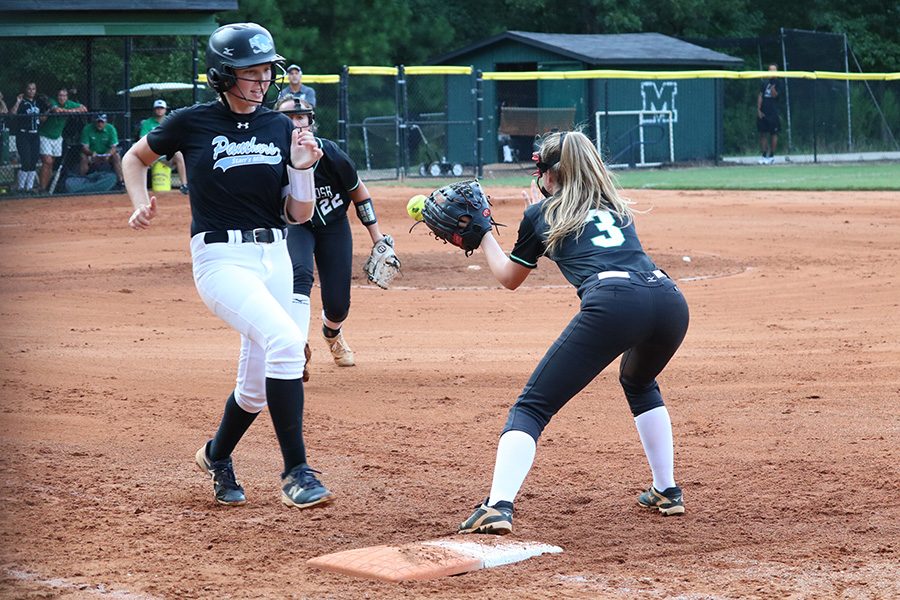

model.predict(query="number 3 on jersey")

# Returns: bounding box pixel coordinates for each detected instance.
[587,209,625,248]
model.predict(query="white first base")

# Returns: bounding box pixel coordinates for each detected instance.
[423,539,563,568]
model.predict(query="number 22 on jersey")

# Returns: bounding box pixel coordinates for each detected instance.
[587,209,625,248]
[317,191,344,215]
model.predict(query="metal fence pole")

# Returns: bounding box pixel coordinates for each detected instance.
[124,36,132,144]
[397,65,407,181]
[604,80,610,157]
[844,33,852,152]
[812,78,818,163]
[87,38,96,111]
[780,27,793,154]
[714,77,721,165]
[338,66,349,152]
[475,70,484,178]
[192,36,199,105]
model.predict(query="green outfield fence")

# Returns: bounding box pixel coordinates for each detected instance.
[1,34,898,197]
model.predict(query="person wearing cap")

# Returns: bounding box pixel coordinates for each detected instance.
[38,88,87,193]
[139,99,189,194]
[276,64,316,108]
[80,113,123,187]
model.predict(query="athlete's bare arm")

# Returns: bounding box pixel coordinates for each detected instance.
[481,232,531,290]
[123,136,161,229]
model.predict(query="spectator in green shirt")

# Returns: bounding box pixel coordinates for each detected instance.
[80,113,123,187]
[139,99,188,194]
[38,88,87,192]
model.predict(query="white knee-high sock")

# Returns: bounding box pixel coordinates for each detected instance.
[25,171,37,190]
[487,430,537,506]
[17,170,27,190]
[289,294,311,341]
[634,406,676,491]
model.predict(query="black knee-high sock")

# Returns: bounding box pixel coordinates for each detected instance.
[209,392,259,461]
[265,377,308,475]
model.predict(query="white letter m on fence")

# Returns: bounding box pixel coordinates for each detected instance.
[640,82,678,123]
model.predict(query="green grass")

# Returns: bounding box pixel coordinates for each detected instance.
[372,162,900,191]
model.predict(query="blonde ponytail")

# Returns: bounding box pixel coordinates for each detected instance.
[538,131,633,255]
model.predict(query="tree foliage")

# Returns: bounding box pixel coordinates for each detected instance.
[219,0,897,72]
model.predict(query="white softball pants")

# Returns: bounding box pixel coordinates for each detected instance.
[190,230,306,414]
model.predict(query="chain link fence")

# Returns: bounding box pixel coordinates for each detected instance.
[1,33,898,199]
[0,36,207,196]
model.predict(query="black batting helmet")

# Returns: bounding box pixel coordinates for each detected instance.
[206,23,284,93]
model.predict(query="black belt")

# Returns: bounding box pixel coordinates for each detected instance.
[203,228,286,244]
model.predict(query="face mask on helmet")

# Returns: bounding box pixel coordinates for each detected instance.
[277,98,317,130]
[206,23,285,99]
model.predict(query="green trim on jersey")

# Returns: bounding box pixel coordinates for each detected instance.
[510,253,538,268]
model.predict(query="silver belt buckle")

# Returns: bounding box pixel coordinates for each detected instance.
[250,228,268,244]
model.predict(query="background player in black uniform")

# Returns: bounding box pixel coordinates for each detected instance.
[276,97,398,372]
[122,23,334,510]
[757,63,781,164]
[458,131,690,535]
[10,82,44,193]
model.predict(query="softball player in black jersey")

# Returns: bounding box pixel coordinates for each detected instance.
[122,23,334,510]
[10,82,43,193]
[459,131,690,535]
[276,97,397,373]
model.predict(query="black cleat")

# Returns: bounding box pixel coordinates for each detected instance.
[195,442,246,506]
[458,498,514,535]
[638,485,684,516]
[281,463,333,508]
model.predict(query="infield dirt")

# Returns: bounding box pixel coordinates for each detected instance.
[1,186,898,598]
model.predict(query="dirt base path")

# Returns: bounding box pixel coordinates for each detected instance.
[1,187,898,598]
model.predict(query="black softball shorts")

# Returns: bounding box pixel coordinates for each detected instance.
[757,114,781,134]
[503,273,690,441]
[286,216,353,323]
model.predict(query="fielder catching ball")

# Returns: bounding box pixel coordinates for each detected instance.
[419,132,690,535]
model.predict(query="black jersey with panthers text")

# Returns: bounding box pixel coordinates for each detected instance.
[147,101,294,236]
[510,201,657,288]
[307,138,361,228]
[15,97,43,133]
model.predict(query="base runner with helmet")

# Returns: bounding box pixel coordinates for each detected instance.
[422,132,690,534]
[121,23,333,509]
[275,96,400,375]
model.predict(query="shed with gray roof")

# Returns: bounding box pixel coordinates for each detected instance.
[432,31,742,165]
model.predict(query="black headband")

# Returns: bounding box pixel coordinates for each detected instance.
[535,131,568,175]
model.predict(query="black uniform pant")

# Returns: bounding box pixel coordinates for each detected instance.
[287,216,353,323]
[504,273,690,441]
[16,131,39,172]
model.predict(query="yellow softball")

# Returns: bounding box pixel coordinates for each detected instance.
[407,194,426,221]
